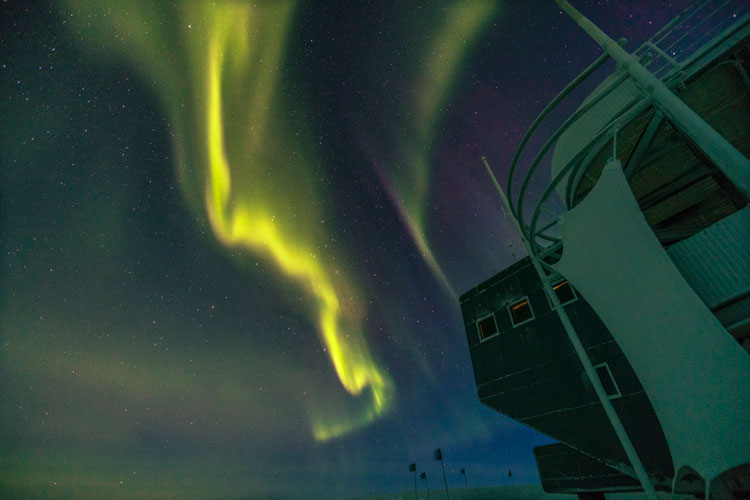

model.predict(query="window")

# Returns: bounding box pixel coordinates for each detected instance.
[477,314,499,342]
[552,279,576,305]
[508,297,534,326]
[594,363,621,399]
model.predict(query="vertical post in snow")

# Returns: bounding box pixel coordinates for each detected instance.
[435,449,450,500]
[409,463,417,500]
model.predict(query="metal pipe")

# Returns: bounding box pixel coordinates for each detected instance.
[516,71,630,234]
[439,457,449,500]
[483,156,660,500]
[643,42,681,72]
[507,49,617,217]
[556,0,750,199]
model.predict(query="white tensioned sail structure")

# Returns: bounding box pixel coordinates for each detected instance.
[500,0,750,497]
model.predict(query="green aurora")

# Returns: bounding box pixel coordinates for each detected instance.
[63,0,394,440]
[60,0,498,441]
[0,1,519,497]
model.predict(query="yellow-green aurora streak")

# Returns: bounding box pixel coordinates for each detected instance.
[66,0,392,440]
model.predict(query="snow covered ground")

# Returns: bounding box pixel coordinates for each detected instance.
[334,484,695,500]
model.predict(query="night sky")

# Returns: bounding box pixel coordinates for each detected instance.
[1,1,692,499]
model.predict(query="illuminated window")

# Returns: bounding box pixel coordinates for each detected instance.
[477,314,499,342]
[552,279,576,305]
[594,363,621,399]
[508,297,534,326]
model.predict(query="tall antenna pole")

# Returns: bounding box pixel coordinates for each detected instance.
[409,463,417,500]
[481,157,658,500]
[421,472,430,497]
[556,0,750,198]
[434,449,450,500]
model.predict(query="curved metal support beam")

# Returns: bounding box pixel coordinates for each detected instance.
[535,232,560,243]
[516,71,629,231]
[529,97,652,258]
[565,104,655,209]
[506,45,623,217]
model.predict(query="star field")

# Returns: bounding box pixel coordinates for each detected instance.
[1,1,692,499]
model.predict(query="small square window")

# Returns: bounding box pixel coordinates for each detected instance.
[477,314,499,342]
[508,297,534,326]
[552,279,576,305]
[594,363,621,399]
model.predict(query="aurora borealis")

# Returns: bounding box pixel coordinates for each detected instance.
[1,1,693,499]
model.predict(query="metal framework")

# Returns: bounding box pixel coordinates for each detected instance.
[505,0,750,263]
[482,1,750,498]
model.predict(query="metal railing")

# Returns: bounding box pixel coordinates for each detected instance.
[504,0,750,263]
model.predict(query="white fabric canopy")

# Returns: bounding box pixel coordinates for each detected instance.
[553,160,750,482]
